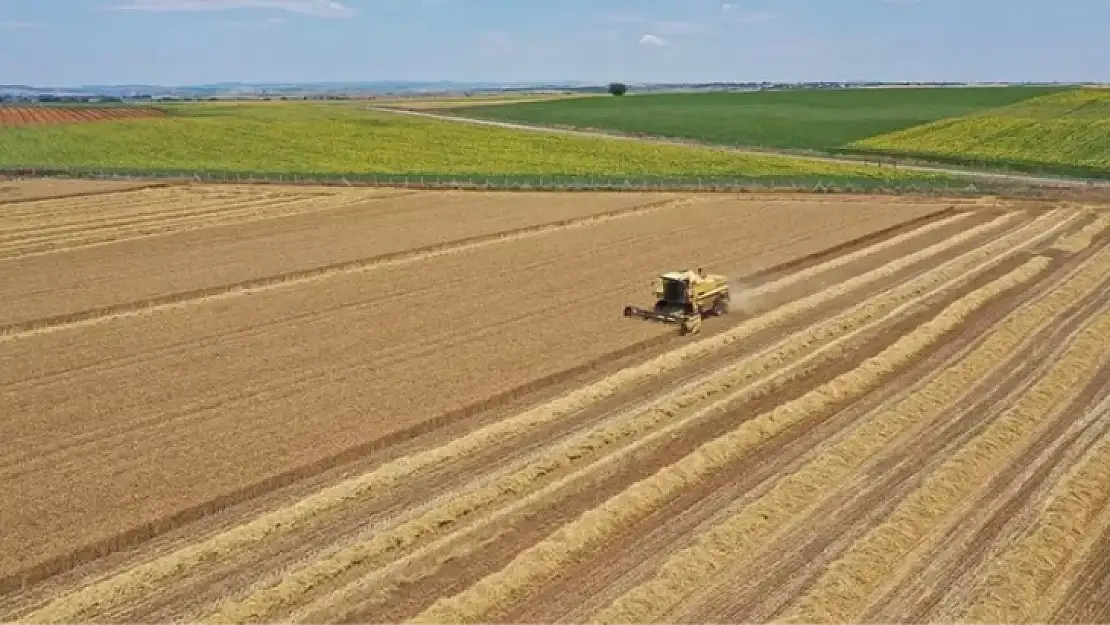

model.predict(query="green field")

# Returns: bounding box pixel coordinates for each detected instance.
[0,102,949,185]
[450,86,1063,152]
[853,89,1110,178]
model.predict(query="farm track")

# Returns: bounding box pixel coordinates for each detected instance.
[372,107,1110,189]
[1,182,1109,623]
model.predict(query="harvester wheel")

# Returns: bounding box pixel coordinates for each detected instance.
[712,296,730,316]
[681,315,702,336]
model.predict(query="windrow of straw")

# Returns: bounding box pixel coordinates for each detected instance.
[20,212,997,624]
[203,211,1058,624]
[746,210,974,297]
[775,247,1110,624]
[589,255,1061,624]
[1051,213,1110,253]
[408,240,1054,623]
[955,392,1110,623]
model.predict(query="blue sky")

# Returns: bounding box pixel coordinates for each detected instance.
[1,0,1107,87]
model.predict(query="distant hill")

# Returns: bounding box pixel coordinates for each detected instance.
[2,80,1098,102]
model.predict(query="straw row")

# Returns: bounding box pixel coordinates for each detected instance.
[590,256,1059,624]
[21,211,1006,623]
[409,244,1052,623]
[955,385,1110,622]
[776,247,1110,623]
[202,209,1046,623]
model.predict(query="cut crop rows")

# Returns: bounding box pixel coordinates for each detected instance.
[2,186,1109,624]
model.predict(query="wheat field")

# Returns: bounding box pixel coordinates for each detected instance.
[2,181,1109,623]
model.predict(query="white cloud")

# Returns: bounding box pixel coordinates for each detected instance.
[103,0,354,18]
[639,34,671,47]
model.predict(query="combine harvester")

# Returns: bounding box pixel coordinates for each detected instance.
[623,268,730,335]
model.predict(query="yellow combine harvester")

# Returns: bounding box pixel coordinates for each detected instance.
[623,268,730,335]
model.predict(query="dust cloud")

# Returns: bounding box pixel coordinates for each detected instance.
[726,277,762,315]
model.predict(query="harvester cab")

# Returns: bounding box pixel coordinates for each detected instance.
[623,267,731,335]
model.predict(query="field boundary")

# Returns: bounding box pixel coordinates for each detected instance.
[0,165,1063,199]
[835,147,1110,184]
[372,106,1110,189]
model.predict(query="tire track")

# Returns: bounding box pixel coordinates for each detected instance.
[0,197,694,341]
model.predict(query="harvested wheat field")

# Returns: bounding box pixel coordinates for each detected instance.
[0,178,165,203]
[2,182,1110,624]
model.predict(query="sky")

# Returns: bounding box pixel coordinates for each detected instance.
[0,0,1107,87]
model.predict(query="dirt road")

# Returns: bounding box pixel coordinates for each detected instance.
[371,106,1109,190]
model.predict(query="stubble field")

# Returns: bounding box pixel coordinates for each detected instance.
[2,182,1110,623]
